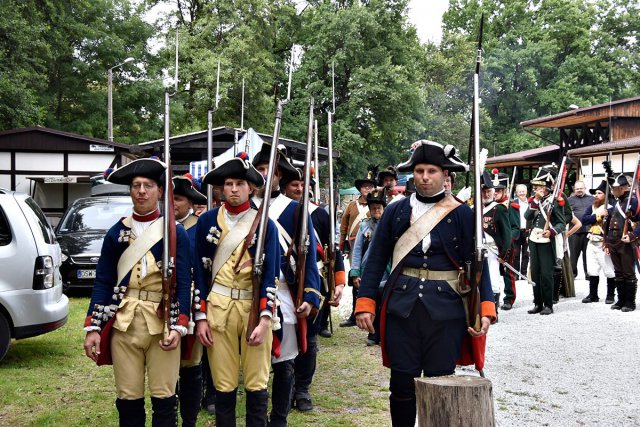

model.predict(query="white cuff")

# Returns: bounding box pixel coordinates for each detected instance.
[84,326,101,333]
[260,309,273,319]
[195,312,207,321]
[171,325,188,337]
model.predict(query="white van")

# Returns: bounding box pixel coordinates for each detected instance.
[0,189,69,361]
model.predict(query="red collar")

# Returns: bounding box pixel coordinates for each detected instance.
[132,208,161,222]
[224,200,250,214]
[497,196,508,203]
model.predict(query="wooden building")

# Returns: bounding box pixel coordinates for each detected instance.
[0,127,135,224]
[487,96,640,191]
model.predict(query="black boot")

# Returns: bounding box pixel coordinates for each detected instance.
[553,269,562,304]
[528,305,543,314]
[605,278,616,304]
[246,389,268,427]
[611,280,626,310]
[151,395,178,427]
[116,398,146,427]
[179,365,203,427]
[582,276,600,303]
[621,280,637,312]
[389,394,416,427]
[215,389,237,427]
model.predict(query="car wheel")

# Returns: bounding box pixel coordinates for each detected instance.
[0,312,10,362]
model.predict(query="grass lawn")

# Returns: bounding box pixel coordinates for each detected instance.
[0,296,390,426]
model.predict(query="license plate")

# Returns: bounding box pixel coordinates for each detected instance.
[77,269,96,279]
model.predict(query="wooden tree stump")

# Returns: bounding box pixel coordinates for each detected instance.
[415,375,495,427]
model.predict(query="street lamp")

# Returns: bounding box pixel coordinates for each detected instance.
[107,57,135,142]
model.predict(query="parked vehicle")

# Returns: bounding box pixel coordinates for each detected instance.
[0,189,69,361]
[56,195,132,291]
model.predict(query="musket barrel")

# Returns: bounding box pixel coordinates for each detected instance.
[207,110,213,210]
[327,112,336,250]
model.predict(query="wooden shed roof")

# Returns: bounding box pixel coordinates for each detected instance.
[0,126,134,152]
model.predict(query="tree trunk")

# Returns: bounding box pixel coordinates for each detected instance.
[415,375,494,427]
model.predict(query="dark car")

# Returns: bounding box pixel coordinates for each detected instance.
[56,196,132,291]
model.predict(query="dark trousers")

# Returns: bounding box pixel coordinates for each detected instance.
[569,232,589,278]
[269,359,295,427]
[293,334,318,401]
[530,241,555,308]
[609,239,637,281]
[501,250,517,304]
[319,304,330,331]
[513,232,529,275]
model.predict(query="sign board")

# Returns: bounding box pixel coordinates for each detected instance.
[90,144,114,152]
[44,176,77,184]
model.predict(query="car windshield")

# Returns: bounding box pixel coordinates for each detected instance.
[58,202,132,233]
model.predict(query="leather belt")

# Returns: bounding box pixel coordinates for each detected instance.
[126,288,163,303]
[401,267,459,281]
[211,283,253,300]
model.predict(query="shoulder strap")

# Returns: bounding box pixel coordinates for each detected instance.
[210,208,258,283]
[116,218,164,286]
[391,196,461,272]
[233,206,263,273]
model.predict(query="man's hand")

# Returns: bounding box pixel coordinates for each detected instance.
[296,301,312,318]
[248,316,271,346]
[353,277,361,289]
[622,233,632,243]
[330,284,345,306]
[468,316,491,337]
[159,330,181,351]
[356,312,375,334]
[196,319,213,347]
[542,229,552,238]
[83,331,101,362]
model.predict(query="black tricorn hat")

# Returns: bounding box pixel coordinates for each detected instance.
[107,158,166,186]
[397,140,469,173]
[355,166,378,191]
[610,173,631,188]
[589,179,608,195]
[280,167,304,188]
[367,188,387,207]
[377,166,398,186]
[480,171,494,189]
[252,142,299,183]
[173,175,207,204]
[203,158,265,187]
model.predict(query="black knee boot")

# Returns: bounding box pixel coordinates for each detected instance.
[553,269,562,304]
[269,360,294,427]
[611,279,626,310]
[389,394,416,427]
[151,395,178,427]
[582,276,600,303]
[116,398,146,427]
[621,280,637,312]
[605,278,616,304]
[215,389,237,427]
[246,389,268,427]
[179,365,203,427]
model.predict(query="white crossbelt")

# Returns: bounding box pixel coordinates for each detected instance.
[211,283,253,300]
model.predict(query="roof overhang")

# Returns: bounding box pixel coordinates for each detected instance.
[486,145,559,168]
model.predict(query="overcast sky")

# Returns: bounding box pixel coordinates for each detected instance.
[407,0,449,44]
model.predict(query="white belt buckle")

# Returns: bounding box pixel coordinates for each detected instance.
[139,290,149,301]
[230,288,241,300]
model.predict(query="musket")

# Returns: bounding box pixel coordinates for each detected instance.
[463,14,484,333]
[622,153,640,236]
[465,17,484,189]
[484,245,535,286]
[326,62,337,304]
[313,119,320,202]
[246,52,293,341]
[206,60,221,211]
[602,157,613,244]
[543,156,567,233]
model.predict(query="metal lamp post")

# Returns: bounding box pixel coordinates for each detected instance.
[107,57,134,142]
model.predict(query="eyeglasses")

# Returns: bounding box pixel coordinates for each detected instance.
[131,182,157,191]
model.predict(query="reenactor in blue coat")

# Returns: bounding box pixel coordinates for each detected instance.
[281,167,346,412]
[603,173,640,312]
[252,144,322,427]
[525,164,566,315]
[83,158,192,426]
[355,140,496,427]
[193,157,280,426]
[172,174,208,427]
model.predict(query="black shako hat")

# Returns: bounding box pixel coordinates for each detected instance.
[173,175,207,204]
[377,165,399,186]
[107,158,166,186]
[480,171,495,189]
[531,163,557,189]
[367,188,387,207]
[203,157,265,187]
[397,140,469,173]
[589,179,608,195]
[489,168,509,189]
[252,142,299,183]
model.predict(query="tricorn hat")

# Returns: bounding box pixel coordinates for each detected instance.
[280,167,304,188]
[367,187,387,207]
[107,157,166,186]
[173,174,207,204]
[610,173,631,188]
[203,157,265,187]
[480,171,494,189]
[377,165,398,186]
[354,166,378,192]
[589,179,608,195]
[252,142,299,183]
[397,140,469,173]
[530,163,557,189]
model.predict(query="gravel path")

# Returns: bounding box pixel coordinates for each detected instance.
[338,265,640,426]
